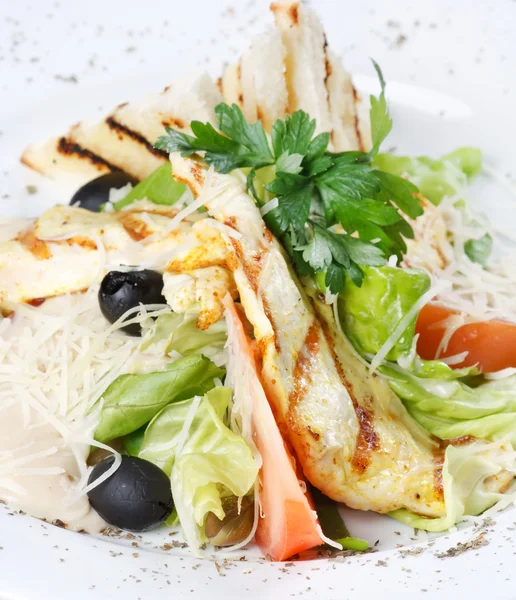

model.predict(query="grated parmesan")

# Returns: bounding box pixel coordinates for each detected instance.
[0,287,173,531]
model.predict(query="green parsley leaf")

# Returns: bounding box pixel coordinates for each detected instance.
[215,104,273,163]
[267,182,314,234]
[464,233,492,267]
[276,151,304,174]
[154,60,426,294]
[369,60,392,156]
[155,105,275,174]
[325,263,347,292]
[305,132,331,163]
[316,163,380,224]
[374,170,423,219]
[272,111,317,158]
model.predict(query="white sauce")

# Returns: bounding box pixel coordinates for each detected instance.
[0,291,171,532]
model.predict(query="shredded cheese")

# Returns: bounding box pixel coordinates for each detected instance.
[0,286,173,526]
[405,194,516,325]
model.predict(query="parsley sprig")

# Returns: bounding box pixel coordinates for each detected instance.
[155,61,423,293]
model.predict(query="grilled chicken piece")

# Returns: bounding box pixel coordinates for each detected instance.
[0,203,234,328]
[172,153,514,517]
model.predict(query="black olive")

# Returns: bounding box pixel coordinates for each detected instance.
[87,455,173,532]
[70,171,138,212]
[98,269,166,335]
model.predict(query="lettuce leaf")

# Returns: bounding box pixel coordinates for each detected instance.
[390,439,516,532]
[140,387,258,552]
[383,365,516,445]
[141,312,227,367]
[113,163,190,210]
[338,265,430,361]
[373,147,481,205]
[93,355,224,443]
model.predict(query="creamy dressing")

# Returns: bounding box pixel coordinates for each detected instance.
[0,291,171,532]
[0,401,105,532]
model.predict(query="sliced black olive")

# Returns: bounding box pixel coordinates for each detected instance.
[70,171,138,212]
[87,455,173,532]
[98,269,166,335]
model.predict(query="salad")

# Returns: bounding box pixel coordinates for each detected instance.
[2,0,516,563]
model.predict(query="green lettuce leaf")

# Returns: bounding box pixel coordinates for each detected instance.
[373,147,481,205]
[382,365,516,445]
[338,265,430,361]
[93,355,224,443]
[140,387,258,551]
[113,163,190,210]
[141,312,227,367]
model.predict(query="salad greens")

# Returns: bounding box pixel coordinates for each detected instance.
[464,233,493,268]
[384,367,516,445]
[113,163,190,210]
[311,488,369,552]
[373,147,481,205]
[338,265,430,361]
[338,265,516,446]
[93,355,224,443]
[140,387,258,551]
[155,62,424,293]
[141,312,227,367]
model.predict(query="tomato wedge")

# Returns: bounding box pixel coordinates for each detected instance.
[224,297,324,561]
[416,303,516,373]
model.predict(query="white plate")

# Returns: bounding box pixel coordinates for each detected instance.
[1,1,516,598]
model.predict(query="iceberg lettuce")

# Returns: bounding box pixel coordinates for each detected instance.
[139,387,259,551]
[141,311,227,367]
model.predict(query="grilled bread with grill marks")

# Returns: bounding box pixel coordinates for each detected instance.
[21,1,370,182]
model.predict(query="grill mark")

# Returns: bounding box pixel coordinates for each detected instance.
[27,298,46,307]
[17,230,51,260]
[237,62,244,105]
[351,86,365,152]
[118,213,153,241]
[161,117,185,129]
[322,35,335,146]
[57,137,118,171]
[288,2,299,24]
[106,117,168,159]
[432,450,445,501]
[216,77,223,93]
[317,313,380,473]
[431,434,476,500]
[289,322,319,408]
[66,236,97,251]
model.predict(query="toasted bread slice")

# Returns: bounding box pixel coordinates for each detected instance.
[22,3,370,181]
[271,1,368,151]
[22,73,222,182]
[68,72,222,181]
[221,29,288,131]
[271,1,333,140]
[21,135,114,185]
